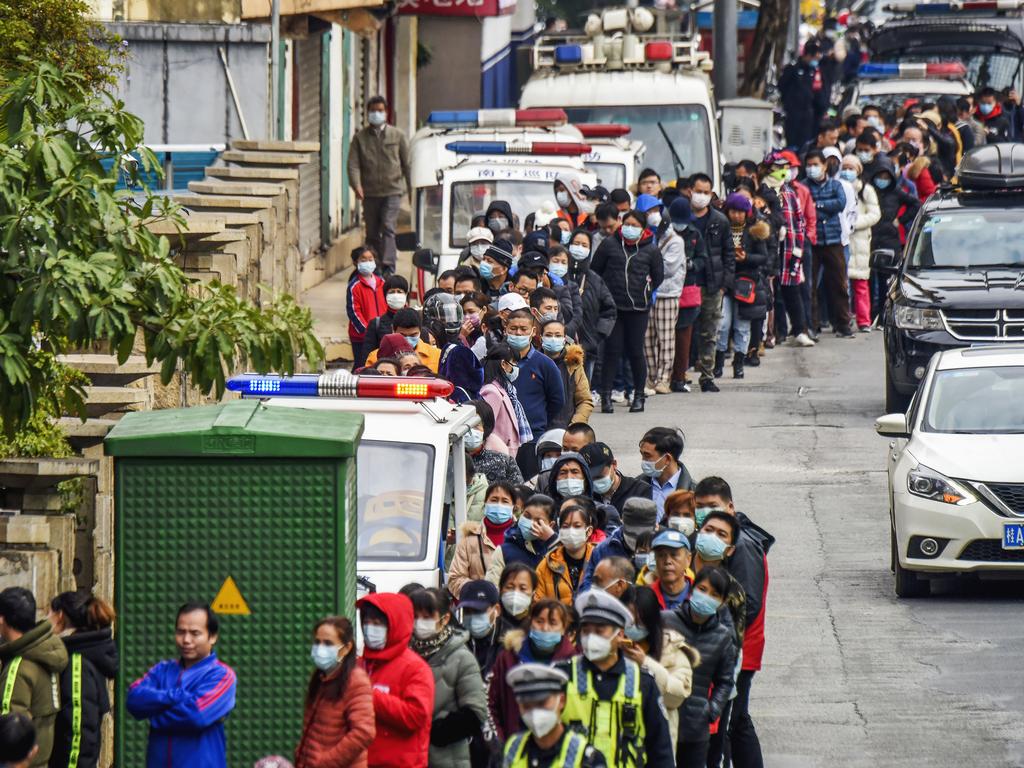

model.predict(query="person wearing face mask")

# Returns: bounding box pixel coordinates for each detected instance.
[539,319,592,427]
[534,505,597,606]
[622,586,698,756]
[552,176,590,229]
[364,309,441,372]
[634,194,686,396]
[543,454,594,508]
[590,209,664,413]
[526,428,565,490]
[480,344,526,457]
[406,589,490,768]
[578,441,650,517]
[465,400,523,486]
[842,155,881,333]
[853,128,887,181]
[662,567,738,768]
[478,239,516,301]
[639,427,696,521]
[494,563,540,632]
[955,96,982,151]
[866,163,919,319]
[778,40,821,149]
[542,246,584,338]
[896,125,937,204]
[361,274,410,361]
[489,601,577,742]
[565,228,617,383]
[457,292,489,360]
[449,481,518,598]
[666,196,708,393]
[295,616,375,768]
[460,226,494,267]
[486,495,558,584]
[485,200,515,236]
[803,149,853,338]
[975,86,1012,142]
[454,580,506,673]
[556,590,674,768]
[347,245,387,369]
[649,529,696,610]
[502,664,607,768]
[356,592,434,768]
[578,497,657,592]
[347,96,410,276]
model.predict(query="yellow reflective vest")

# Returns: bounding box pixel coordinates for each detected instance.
[561,656,645,767]
[503,728,588,768]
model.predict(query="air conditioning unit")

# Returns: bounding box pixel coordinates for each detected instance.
[718,98,774,166]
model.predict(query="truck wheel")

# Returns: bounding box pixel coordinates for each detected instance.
[885,366,912,414]
[893,528,929,598]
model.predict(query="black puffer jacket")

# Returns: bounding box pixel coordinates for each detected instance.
[569,258,617,357]
[552,279,584,341]
[693,208,736,293]
[590,230,664,312]
[51,629,118,768]
[662,603,737,744]
[733,218,772,321]
[868,165,920,254]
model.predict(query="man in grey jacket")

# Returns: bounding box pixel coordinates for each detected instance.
[347,96,411,274]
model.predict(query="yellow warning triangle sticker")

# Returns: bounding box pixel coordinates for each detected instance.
[211,576,251,615]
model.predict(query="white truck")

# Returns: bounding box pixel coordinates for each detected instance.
[519,6,722,190]
[576,123,647,191]
[408,108,598,274]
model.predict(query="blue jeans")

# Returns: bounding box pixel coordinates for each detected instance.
[716,295,752,353]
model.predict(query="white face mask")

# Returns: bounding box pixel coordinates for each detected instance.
[368,110,387,127]
[691,192,712,210]
[668,516,696,536]
[470,242,489,259]
[647,211,662,228]
[386,292,406,310]
[413,618,439,640]
[559,527,588,550]
[556,191,571,207]
[522,706,560,738]
[581,631,613,662]
[362,624,387,650]
[501,590,532,617]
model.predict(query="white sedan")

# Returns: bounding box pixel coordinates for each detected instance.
[876,345,1024,597]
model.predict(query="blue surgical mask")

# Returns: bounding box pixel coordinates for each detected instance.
[556,477,586,497]
[542,336,566,354]
[624,624,649,641]
[621,224,643,242]
[362,624,387,650]
[980,102,995,116]
[357,260,376,276]
[465,612,494,638]
[646,552,657,570]
[806,165,824,181]
[856,150,874,165]
[478,261,495,280]
[696,531,728,561]
[592,473,613,495]
[505,365,520,383]
[506,334,532,351]
[695,506,721,528]
[518,515,537,541]
[569,244,589,261]
[688,589,722,618]
[529,629,562,652]
[484,503,514,524]
[541,456,557,472]
[368,110,387,126]
[549,262,568,278]
[874,177,892,190]
[560,229,571,245]
[310,643,341,672]
[640,455,666,478]
[404,334,420,349]
[464,429,484,451]
[839,169,858,183]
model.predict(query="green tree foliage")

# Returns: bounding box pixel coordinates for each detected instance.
[0,62,322,434]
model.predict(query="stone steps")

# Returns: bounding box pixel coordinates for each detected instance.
[59,354,159,387]
[205,165,299,182]
[58,417,119,450]
[221,149,313,166]
[83,386,149,418]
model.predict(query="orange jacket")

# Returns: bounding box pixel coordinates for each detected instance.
[533,542,595,607]
[295,666,376,768]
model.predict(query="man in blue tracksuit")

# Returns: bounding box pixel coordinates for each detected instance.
[127,603,237,768]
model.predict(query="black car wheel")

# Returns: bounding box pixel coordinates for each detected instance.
[892,526,930,598]
[885,365,912,414]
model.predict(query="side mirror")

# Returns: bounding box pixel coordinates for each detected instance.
[412,248,439,275]
[870,248,900,275]
[395,232,419,252]
[875,412,910,438]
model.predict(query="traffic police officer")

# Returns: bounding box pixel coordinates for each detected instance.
[503,664,606,768]
[557,590,675,767]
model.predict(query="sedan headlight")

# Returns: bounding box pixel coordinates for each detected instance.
[895,304,944,331]
[907,465,977,505]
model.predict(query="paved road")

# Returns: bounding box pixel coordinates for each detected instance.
[592,332,1024,767]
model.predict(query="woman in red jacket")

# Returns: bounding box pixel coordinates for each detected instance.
[347,244,387,369]
[295,616,375,768]
[357,593,435,768]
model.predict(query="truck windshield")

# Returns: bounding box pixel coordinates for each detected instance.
[585,162,626,190]
[925,366,1024,433]
[909,210,1024,268]
[564,105,712,181]
[356,440,435,561]
[450,180,557,247]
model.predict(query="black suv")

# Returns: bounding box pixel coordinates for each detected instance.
[877,143,1024,412]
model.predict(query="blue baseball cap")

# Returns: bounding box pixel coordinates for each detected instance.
[635,193,662,213]
[652,529,691,550]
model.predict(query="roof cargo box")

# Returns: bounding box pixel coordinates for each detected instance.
[957,143,1024,189]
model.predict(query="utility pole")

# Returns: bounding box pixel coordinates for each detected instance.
[787,0,801,59]
[714,0,737,100]
[271,0,282,140]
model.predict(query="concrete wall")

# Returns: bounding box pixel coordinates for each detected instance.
[416,17,482,123]
[106,21,271,145]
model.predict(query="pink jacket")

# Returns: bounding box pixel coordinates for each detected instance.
[480,382,521,456]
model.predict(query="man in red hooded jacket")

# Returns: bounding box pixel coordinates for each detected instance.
[357,593,435,768]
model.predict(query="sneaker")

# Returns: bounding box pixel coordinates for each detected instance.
[700,378,720,393]
[644,386,657,396]
[592,392,600,406]
[655,381,672,395]
[859,325,872,333]
[611,390,628,404]
[792,333,816,348]
[670,380,691,393]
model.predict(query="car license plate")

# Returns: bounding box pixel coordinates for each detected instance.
[1003,524,1024,550]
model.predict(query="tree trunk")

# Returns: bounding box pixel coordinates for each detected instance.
[740,0,791,96]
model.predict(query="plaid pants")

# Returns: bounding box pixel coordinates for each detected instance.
[644,296,679,386]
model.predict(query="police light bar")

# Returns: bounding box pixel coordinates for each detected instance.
[883,0,1024,11]
[226,373,454,400]
[444,140,592,156]
[427,108,567,128]
[574,123,632,138]
[858,62,967,78]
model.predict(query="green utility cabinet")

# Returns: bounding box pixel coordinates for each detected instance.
[105,400,363,766]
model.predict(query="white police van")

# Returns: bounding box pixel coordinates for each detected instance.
[577,123,647,191]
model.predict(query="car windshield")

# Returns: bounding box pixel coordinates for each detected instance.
[450,180,557,248]
[909,209,1024,268]
[357,440,434,561]
[856,92,963,115]
[564,105,712,182]
[874,51,1021,91]
[925,366,1024,433]
[585,161,626,190]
